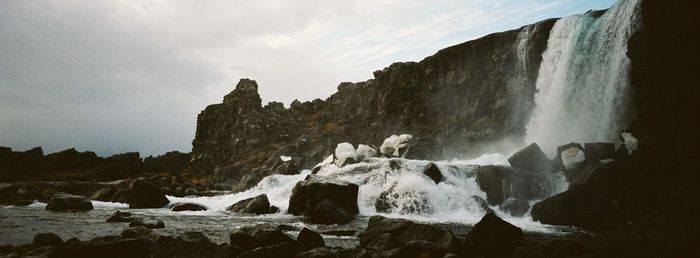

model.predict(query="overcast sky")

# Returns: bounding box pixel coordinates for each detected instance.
[0,0,615,157]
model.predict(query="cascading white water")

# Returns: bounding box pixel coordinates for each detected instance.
[524,0,642,155]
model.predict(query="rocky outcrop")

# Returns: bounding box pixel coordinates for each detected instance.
[358,215,457,252]
[0,146,191,181]
[170,202,208,212]
[45,192,93,212]
[189,18,558,186]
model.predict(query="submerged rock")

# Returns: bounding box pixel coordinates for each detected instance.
[129,179,169,209]
[129,218,165,229]
[170,202,208,212]
[45,192,93,212]
[106,210,135,223]
[227,194,275,214]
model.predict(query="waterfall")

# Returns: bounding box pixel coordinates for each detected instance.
[524,0,642,155]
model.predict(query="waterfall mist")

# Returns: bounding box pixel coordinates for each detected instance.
[524,0,642,155]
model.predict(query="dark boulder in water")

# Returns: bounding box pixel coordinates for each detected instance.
[464,213,525,258]
[531,185,612,229]
[499,198,530,217]
[45,192,93,212]
[106,210,135,223]
[32,233,63,248]
[170,202,208,212]
[508,143,552,173]
[288,175,359,218]
[129,218,165,229]
[471,195,495,215]
[475,165,556,206]
[227,194,275,214]
[129,179,169,209]
[297,227,325,251]
[229,224,297,253]
[238,241,300,258]
[359,215,457,252]
[423,162,444,184]
[310,199,354,224]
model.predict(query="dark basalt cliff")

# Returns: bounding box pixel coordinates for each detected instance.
[190,19,557,186]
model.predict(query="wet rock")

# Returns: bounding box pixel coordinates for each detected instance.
[297,227,325,251]
[530,185,612,229]
[508,143,552,173]
[471,195,495,215]
[227,194,274,214]
[106,210,135,223]
[386,240,448,258]
[288,175,359,218]
[160,187,172,195]
[464,213,524,258]
[568,161,604,189]
[584,142,615,162]
[91,187,116,202]
[475,166,556,206]
[310,199,354,224]
[180,232,214,245]
[297,246,340,258]
[170,202,208,212]
[238,242,300,258]
[499,199,530,217]
[45,192,93,212]
[129,179,169,209]
[49,234,156,258]
[183,187,199,196]
[110,189,130,204]
[32,233,63,247]
[230,225,297,253]
[359,216,456,252]
[129,218,165,229]
[423,163,444,184]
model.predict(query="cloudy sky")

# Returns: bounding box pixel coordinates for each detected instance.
[0,0,615,157]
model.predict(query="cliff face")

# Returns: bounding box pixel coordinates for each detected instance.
[190,19,557,186]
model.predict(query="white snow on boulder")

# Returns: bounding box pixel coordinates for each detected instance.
[280,156,292,162]
[380,134,413,157]
[561,147,586,170]
[356,144,378,161]
[621,132,638,154]
[335,142,358,166]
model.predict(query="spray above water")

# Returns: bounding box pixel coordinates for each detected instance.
[525,0,642,155]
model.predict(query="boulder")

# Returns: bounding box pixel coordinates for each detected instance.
[356,144,378,161]
[423,163,444,184]
[584,142,615,162]
[129,218,165,229]
[183,187,199,196]
[380,134,413,157]
[507,143,552,173]
[383,240,448,258]
[471,195,495,215]
[568,161,604,189]
[310,199,354,224]
[238,242,300,258]
[49,234,156,258]
[555,143,586,171]
[91,187,116,202]
[129,179,169,209]
[106,210,135,223]
[171,202,208,212]
[45,192,94,212]
[229,225,297,252]
[297,227,325,251]
[499,199,530,217]
[32,233,63,247]
[334,143,358,167]
[475,166,556,206]
[530,185,612,229]
[464,213,525,258]
[179,232,214,245]
[288,175,359,217]
[227,194,275,214]
[359,216,456,252]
